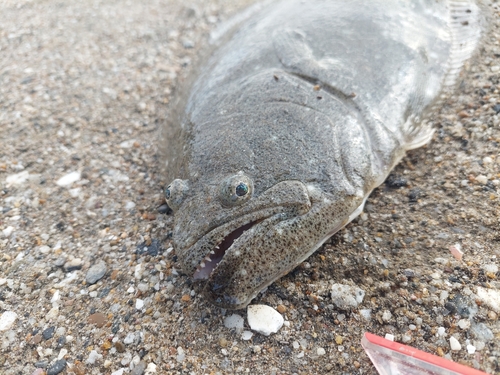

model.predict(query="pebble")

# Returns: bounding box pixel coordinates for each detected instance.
[136,299,145,310]
[88,312,107,328]
[467,345,476,354]
[359,309,371,321]
[476,287,500,313]
[6,171,30,186]
[458,319,471,330]
[125,201,136,210]
[46,359,66,375]
[114,341,126,353]
[385,334,394,341]
[42,326,55,340]
[241,331,253,341]
[317,347,326,356]
[475,175,488,185]
[449,243,463,261]
[381,310,392,322]
[86,350,103,364]
[56,171,81,187]
[86,261,107,284]
[470,323,494,342]
[0,311,18,331]
[31,369,45,375]
[145,363,157,374]
[449,336,461,351]
[330,283,365,309]
[111,370,125,375]
[131,361,146,375]
[437,327,446,337]
[482,264,499,274]
[223,314,244,330]
[176,347,185,362]
[247,305,284,336]
[2,226,14,237]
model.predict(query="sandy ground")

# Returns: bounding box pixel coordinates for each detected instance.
[0,0,499,374]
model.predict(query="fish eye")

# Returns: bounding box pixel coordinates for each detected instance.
[164,179,189,211]
[219,173,253,207]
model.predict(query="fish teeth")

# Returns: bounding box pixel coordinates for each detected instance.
[204,256,212,262]
[210,250,215,254]
[215,246,219,249]
[200,261,205,268]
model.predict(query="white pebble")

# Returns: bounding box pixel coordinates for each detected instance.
[449,336,461,351]
[458,319,470,330]
[57,348,68,360]
[176,347,185,362]
[467,345,476,354]
[39,245,51,254]
[46,306,59,320]
[330,283,365,309]
[475,175,488,185]
[476,287,500,313]
[2,226,14,237]
[135,298,144,310]
[247,305,284,336]
[317,347,326,356]
[125,201,136,210]
[385,334,394,341]
[111,369,125,375]
[145,363,157,374]
[359,309,372,321]
[0,311,18,331]
[86,349,103,364]
[292,341,300,349]
[224,314,244,330]
[241,331,253,341]
[483,156,493,164]
[56,171,81,187]
[6,171,30,187]
[381,310,392,322]
[120,139,136,148]
[483,264,499,274]
[437,327,446,336]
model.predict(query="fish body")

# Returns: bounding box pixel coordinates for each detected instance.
[163,0,482,309]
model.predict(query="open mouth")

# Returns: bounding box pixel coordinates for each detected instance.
[193,220,260,280]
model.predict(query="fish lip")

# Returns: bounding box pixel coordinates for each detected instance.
[190,212,286,280]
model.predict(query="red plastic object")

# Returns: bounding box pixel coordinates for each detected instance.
[361,332,489,375]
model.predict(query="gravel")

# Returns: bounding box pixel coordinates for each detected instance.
[0,0,499,374]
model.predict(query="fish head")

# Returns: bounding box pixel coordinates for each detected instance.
[165,170,364,309]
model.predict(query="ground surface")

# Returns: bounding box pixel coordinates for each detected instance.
[0,0,499,374]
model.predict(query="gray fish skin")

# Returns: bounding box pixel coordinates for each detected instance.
[163,0,482,309]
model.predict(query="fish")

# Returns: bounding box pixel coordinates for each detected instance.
[162,0,483,309]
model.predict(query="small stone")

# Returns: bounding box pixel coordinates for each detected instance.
[467,345,476,354]
[86,261,107,284]
[385,334,394,341]
[359,309,371,321]
[317,347,326,356]
[88,313,107,328]
[136,299,144,310]
[219,338,228,347]
[86,350,102,364]
[2,226,14,237]
[457,319,470,330]
[64,258,83,271]
[476,287,500,313]
[0,311,17,331]
[46,359,66,375]
[330,283,365,309]
[437,327,446,336]
[241,331,253,341]
[111,370,125,375]
[247,305,284,336]
[276,304,287,314]
[42,326,56,340]
[223,314,244,330]
[176,347,185,363]
[131,361,146,375]
[56,171,81,187]
[470,323,494,342]
[449,336,461,351]
[475,175,488,185]
[449,244,463,261]
[145,363,157,374]
[180,294,190,302]
[335,335,343,345]
[381,310,392,322]
[125,201,136,210]
[114,341,126,353]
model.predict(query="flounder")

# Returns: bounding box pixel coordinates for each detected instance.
[163,0,482,309]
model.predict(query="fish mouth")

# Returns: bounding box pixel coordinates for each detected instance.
[193,219,264,280]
